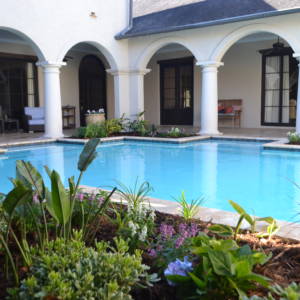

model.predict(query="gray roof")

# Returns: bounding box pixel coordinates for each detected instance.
[116,0,300,39]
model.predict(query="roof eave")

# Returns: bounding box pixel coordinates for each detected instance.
[115,7,300,40]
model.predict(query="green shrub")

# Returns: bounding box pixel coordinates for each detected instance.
[84,123,107,138]
[287,131,300,144]
[167,234,271,299]
[128,112,150,136]
[73,126,87,138]
[12,234,154,300]
[105,117,125,135]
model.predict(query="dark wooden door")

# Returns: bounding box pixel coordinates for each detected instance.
[160,58,194,125]
[79,55,106,126]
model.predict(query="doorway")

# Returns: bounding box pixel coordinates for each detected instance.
[79,55,106,126]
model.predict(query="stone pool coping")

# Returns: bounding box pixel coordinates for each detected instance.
[81,185,300,242]
[1,134,300,153]
[59,135,300,151]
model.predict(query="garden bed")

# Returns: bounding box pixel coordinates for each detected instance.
[1,209,300,299]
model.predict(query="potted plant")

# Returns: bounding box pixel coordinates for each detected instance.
[85,109,105,125]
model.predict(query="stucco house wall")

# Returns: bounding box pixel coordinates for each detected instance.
[1,0,300,136]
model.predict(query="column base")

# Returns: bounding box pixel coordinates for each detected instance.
[43,133,65,139]
[198,130,223,136]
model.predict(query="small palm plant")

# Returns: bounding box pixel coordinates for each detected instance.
[174,191,204,222]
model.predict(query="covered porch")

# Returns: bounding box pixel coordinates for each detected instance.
[141,32,300,136]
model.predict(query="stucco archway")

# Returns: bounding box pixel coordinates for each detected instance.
[210,23,300,62]
[0,26,46,60]
[135,36,198,70]
[57,40,118,70]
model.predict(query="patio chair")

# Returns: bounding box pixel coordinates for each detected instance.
[23,107,45,132]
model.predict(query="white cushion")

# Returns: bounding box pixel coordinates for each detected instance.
[28,119,45,125]
[25,107,44,120]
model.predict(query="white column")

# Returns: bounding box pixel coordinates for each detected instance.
[37,61,65,138]
[197,61,223,136]
[293,55,300,133]
[107,69,151,120]
[129,69,151,119]
[107,69,130,118]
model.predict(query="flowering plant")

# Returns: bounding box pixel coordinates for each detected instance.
[86,108,105,114]
[148,222,199,270]
[111,180,156,253]
[287,131,300,144]
[164,257,193,286]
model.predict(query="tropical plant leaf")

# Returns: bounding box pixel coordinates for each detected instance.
[68,176,76,197]
[2,181,32,216]
[77,138,100,172]
[166,274,190,283]
[207,250,232,276]
[189,272,206,289]
[209,224,234,237]
[16,160,45,197]
[48,170,71,225]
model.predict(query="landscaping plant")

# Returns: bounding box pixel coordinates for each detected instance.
[127,111,150,136]
[229,200,280,240]
[174,191,204,221]
[148,222,199,271]
[287,131,300,144]
[10,232,156,300]
[111,180,155,252]
[166,233,271,299]
[0,139,116,284]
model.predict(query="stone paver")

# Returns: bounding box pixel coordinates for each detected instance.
[81,186,300,242]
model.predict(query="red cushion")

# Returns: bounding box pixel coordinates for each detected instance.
[225,106,233,113]
[218,105,224,112]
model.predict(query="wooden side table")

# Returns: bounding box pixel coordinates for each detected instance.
[4,119,19,132]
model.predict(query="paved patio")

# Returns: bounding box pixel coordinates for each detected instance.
[0,127,290,147]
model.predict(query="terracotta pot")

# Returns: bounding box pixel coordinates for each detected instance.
[85,113,105,125]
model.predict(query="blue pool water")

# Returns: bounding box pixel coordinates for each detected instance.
[1,140,300,222]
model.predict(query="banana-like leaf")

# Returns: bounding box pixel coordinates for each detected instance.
[48,170,71,225]
[44,165,52,178]
[68,176,75,197]
[77,139,100,172]
[2,181,32,217]
[16,160,45,197]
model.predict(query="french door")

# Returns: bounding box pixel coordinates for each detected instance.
[79,55,106,126]
[160,58,194,125]
[261,49,298,126]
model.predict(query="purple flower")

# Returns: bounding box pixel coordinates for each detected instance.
[189,223,198,237]
[89,193,95,201]
[148,249,157,257]
[164,257,193,286]
[32,193,39,204]
[175,236,185,248]
[77,193,84,202]
[159,224,175,240]
[97,196,104,205]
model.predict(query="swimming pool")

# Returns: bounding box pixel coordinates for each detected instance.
[1,139,300,222]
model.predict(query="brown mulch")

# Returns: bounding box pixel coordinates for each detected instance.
[1,210,299,300]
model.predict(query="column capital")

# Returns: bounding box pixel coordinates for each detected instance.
[36,61,66,69]
[293,53,300,63]
[106,68,151,76]
[196,61,224,68]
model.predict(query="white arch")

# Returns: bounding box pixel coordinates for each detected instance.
[0,26,46,61]
[57,40,118,70]
[210,23,300,62]
[135,36,198,69]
